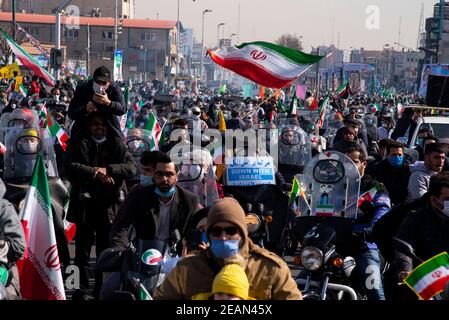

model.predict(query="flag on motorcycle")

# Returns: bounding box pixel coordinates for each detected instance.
[277,97,286,113]
[0,29,55,86]
[62,200,76,243]
[138,282,152,300]
[207,41,324,89]
[357,184,382,207]
[144,111,161,150]
[43,106,69,151]
[288,90,298,116]
[289,176,300,208]
[16,155,66,300]
[318,97,329,129]
[404,252,449,300]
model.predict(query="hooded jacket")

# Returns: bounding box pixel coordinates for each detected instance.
[407,161,437,201]
[154,239,302,300]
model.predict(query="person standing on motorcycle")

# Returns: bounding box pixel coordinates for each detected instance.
[68,66,126,141]
[154,197,302,300]
[395,173,449,284]
[345,146,391,300]
[64,112,137,300]
[0,178,25,299]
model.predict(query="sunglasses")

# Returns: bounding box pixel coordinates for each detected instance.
[210,226,239,237]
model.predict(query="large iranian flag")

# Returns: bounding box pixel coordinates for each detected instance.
[0,29,55,86]
[16,155,66,300]
[144,111,162,150]
[208,41,324,89]
[404,252,449,300]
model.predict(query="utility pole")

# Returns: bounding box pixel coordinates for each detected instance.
[52,0,72,80]
[437,0,445,63]
[114,0,118,53]
[176,0,180,76]
[87,24,91,76]
[200,9,212,82]
[12,0,16,62]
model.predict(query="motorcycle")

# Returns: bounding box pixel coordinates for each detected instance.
[288,151,363,300]
[97,229,182,300]
[125,128,154,188]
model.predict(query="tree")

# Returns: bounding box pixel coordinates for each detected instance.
[275,34,303,51]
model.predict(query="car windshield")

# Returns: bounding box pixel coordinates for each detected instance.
[419,123,449,140]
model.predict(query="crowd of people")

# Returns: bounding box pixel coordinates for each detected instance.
[0,64,448,301]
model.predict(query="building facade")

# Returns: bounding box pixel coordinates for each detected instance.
[0,12,181,82]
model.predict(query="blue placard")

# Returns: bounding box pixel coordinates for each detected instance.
[225,157,275,186]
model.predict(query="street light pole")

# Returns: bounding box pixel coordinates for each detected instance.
[217,23,225,47]
[200,9,212,82]
[114,0,118,53]
[176,0,180,76]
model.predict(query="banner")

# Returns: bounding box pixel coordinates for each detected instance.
[225,157,275,186]
[113,49,123,82]
[418,64,449,97]
[0,62,20,79]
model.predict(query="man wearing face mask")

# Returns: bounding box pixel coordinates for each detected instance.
[64,112,136,300]
[111,154,199,250]
[395,173,449,284]
[377,114,394,140]
[408,143,446,201]
[68,66,126,141]
[154,197,302,300]
[189,106,208,131]
[368,141,411,205]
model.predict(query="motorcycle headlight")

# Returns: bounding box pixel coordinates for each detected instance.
[245,213,261,234]
[300,246,323,271]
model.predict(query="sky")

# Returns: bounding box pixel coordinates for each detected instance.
[135,0,438,53]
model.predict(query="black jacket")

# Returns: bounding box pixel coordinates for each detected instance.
[394,203,449,272]
[68,79,126,140]
[368,159,411,205]
[111,184,200,249]
[64,136,137,224]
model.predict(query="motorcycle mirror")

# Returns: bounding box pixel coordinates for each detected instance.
[392,237,422,262]
[171,229,181,244]
[244,203,253,214]
[257,203,264,215]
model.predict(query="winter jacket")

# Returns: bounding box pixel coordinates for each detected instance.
[369,159,411,205]
[64,136,137,224]
[355,175,391,251]
[407,161,437,201]
[0,179,25,264]
[111,184,200,249]
[394,203,449,273]
[68,79,126,140]
[154,239,302,300]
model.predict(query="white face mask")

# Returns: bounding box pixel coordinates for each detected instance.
[53,95,60,102]
[435,198,449,217]
[92,136,107,144]
[22,142,38,153]
[128,140,142,152]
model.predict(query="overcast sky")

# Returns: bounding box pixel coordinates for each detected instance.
[136,0,438,52]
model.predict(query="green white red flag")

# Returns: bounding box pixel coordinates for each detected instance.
[16,155,66,300]
[318,97,329,129]
[358,184,382,207]
[404,252,449,300]
[208,41,324,89]
[0,29,55,86]
[335,81,351,99]
[144,111,162,150]
[40,104,69,151]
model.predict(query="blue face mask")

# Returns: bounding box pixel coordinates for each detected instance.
[210,239,240,259]
[416,138,423,147]
[201,231,209,244]
[140,175,153,187]
[388,155,404,168]
[154,186,176,198]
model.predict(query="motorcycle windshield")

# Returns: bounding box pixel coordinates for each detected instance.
[126,128,153,177]
[278,126,312,166]
[4,127,59,180]
[297,151,361,219]
[175,148,219,207]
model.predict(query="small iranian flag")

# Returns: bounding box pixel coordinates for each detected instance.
[404,252,449,300]
[16,155,66,300]
[138,282,152,300]
[372,102,380,113]
[335,81,351,99]
[0,29,55,85]
[6,78,15,98]
[318,97,329,129]
[18,83,27,97]
[144,111,161,150]
[288,90,298,116]
[42,105,69,151]
[358,184,382,207]
[289,176,301,207]
[208,41,324,89]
